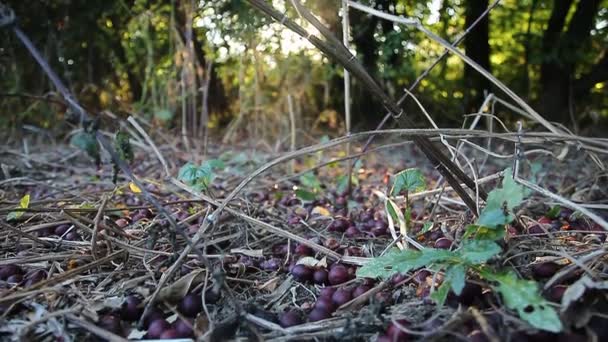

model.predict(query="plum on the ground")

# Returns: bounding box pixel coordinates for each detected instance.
[291,264,314,282]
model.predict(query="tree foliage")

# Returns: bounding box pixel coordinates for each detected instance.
[2,0,607,132]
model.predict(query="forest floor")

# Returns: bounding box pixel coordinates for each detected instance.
[0,131,607,342]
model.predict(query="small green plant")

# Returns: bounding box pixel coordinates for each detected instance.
[112,130,135,183]
[178,159,224,192]
[70,131,100,166]
[295,172,323,201]
[7,194,30,221]
[391,168,426,231]
[357,168,562,333]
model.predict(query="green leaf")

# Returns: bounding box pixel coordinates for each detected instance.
[336,174,358,195]
[445,264,467,295]
[456,240,501,264]
[476,168,525,229]
[546,205,561,219]
[385,199,400,223]
[154,108,173,122]
[490,271,562,332]
[300,172,322,192]
[115,130,134,163]
[7,194,30,221]
[464,224,506,240]
[70,131,100,164]
[419,222,434,235]
[391,168,426,195]
[178,160,223,192]
[178,162,205,185]
[430,280,451,307]
[357,248,454,279]
[295,189,316,202]
[204,159,225,169]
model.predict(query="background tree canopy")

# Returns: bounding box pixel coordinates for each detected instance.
[1,0,607,137]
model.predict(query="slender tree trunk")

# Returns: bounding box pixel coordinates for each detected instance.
[464,0,491,112]
[539,0,600,123]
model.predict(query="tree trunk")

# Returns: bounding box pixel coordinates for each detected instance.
[464,0,491,112]
[539,0,601,123]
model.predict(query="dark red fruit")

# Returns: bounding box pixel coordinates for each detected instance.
[295,244,313,256]
[345,226,361,238]
[313,269,329,285]
[346,246,363,256]
[548,285,567,302]
[467,330,489,342]
[328,265,349,285]
[0,265,22,280]
[143,309,165,329]
[159,329,180,339]
[98,314,123,335]
[374,220,388,230]
[372,226,388,236]
[314,296,336,313]
[353,285,371,298]
[331,288,353,306]
[64,231,81,241]
[54,224,70,236]
[427,230,443,241]
[178,293,202,317]
[558,208,573,220]
[532,262,559,278]
[335,196,347,207]
[308,308,331,322]
[261,258,281,271]
[538,216,553,224]
[147,319,170,339]
[360,211,374,222]
[319,287,336,298]
[528,225,545,234]
[376,335,392,342]
[392,273,408,285]
[121,295,142,321]
[413,270,431,284]
[6,274,23,284]
[24,270,46,287]
[434,238,453,249]
[387,319,410,341]
[279,310,302,327]
[324,237,340,250]
[291,264,314,283]
[329,219,348,232]
[115,218,129,228]
[173,318,194,338]
[288,215,301,225]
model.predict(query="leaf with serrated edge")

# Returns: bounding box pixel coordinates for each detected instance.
[357,248,454,279]
[476,168,525,229]
[457,240,501,264]
[446,264,467,295]
[295,189,316,202]
[300,172,322,192]
[491,271,562,332]
[430,280,451,307]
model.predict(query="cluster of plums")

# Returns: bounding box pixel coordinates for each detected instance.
[0,265,47,288]
[36,223,81,241]
[527,208,604,237]
[96,288,222,339]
